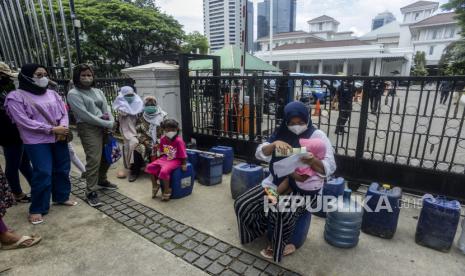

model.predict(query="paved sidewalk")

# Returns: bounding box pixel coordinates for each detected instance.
[1,139,464,275]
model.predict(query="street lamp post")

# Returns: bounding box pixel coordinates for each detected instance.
[69,0,82,64]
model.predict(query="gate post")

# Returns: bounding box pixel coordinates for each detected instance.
[355,79,370,159]
[212,56,221,136]
[178,54,193,143]
[248,75,256,142]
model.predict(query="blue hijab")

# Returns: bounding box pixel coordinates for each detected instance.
[268,101,316,189]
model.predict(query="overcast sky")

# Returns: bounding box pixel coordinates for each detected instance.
[156,0,449,37]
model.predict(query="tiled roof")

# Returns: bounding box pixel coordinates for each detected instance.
[307,15,339,24]
[273,39,370,50]
[410,12,457,27]
[401,1,438,10]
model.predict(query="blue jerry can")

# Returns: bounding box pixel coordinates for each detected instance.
[230,163,263,199]
[166,163,195,199]
[209,146,234,174]
[415,194,461,252]
[361,183,402,239]
[198,153,223,186]
[314,177,346,218]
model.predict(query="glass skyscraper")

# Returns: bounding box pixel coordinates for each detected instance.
[257,0,297,38]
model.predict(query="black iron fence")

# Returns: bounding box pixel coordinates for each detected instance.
[184,75,465,199]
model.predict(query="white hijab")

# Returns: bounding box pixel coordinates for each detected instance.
[113,86,144,115]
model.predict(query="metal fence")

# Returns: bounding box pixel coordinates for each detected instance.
[184,75,465,199]
[0,0,73,77]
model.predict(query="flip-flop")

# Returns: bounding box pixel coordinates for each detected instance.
[1,235,42,250]
[28,215,44,225]
[161,193,172,201]
[260,246,273,259]
[14,194,31,203]
[53,201,78,206]
[283,244,296,256]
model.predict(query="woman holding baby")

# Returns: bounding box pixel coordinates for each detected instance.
[234,101,336,262]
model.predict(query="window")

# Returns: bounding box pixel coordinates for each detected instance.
[447,27,455,38]
[432,30,438,39]
[429,46,435,55]
[319,22,323,31]
[415,12,420,20]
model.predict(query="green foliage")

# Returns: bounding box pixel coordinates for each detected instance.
[181,31,209,54]
[439,40,465,75]
[440,0,465,75]
[412,51,428,76]
[75,0,184,67]
[122,0,157,9]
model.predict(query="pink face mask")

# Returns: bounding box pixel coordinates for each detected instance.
[299,138,326,160]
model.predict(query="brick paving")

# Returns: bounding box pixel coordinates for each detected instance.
[70,176,300,276]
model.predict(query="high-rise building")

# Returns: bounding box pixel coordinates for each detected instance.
[371,11,396,30]
[257,0,297,39]
[203,0,254,51]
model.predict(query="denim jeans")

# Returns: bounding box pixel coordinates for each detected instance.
[2,144,33,195]
[24,142,71,215]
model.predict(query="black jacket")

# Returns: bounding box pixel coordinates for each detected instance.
[0,82,22,146]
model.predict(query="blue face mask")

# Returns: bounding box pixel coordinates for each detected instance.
[144,106,157,114]
[124,94,135,104]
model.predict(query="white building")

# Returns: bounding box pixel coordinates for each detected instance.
[372,11,396,30]
[254,1,461,76]
[203,0,253,51]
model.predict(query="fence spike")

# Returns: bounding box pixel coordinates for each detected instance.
[396,98,401,115]
[366,137,370,152]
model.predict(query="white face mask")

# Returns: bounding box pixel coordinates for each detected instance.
[165,131,177,139]
[33,76,49,88]
[288,125,308,135]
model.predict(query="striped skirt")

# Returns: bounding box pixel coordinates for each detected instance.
[234,185,318,262]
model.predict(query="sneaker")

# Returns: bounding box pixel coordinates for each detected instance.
[86,192,104,207]
[98,180,118,190]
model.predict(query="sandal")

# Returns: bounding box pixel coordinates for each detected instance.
[1,235,42,250]
[161,190,172,201]
[283,244,296,256]
[14,194,31,203]
[53,200,78,206]
[28,214,44,225]
[152,183,160,199]
[260,246,273,259]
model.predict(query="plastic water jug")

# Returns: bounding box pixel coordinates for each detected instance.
[324,189,363,248]
[186,150,199,178]
[209,146,234,174]
[415,194,461,252]
[314,177,346,218]
[198,153,223,186]
[230,163,263,199]
[361,183,402,239]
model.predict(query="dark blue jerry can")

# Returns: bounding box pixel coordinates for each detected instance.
[361,183,402,239]
[230,163,263,199]
[267,210,312,249]
[314,177,346,218]
[324,189,363,248]
[198,153,223,186]
[415,194,461,252]
[209,146,234,174]
[186,150,199,178]
[167,163,195,199]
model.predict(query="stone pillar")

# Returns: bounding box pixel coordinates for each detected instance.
[375,58,382,76]
[318,60,323,74]
[276,61,280,69]
[343,59,349,75]
[296,60,301,73]
[369,58,375,76]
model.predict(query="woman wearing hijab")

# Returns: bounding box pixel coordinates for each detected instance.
[0,62,33,203]
[67,64,117,208]
[133,96,167,179]
[112,86,144,182]
[234,101,336,262]
[4,64,76,225]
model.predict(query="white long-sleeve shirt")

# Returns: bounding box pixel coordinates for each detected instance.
[256,129,337,189]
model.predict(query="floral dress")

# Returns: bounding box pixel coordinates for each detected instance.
[0,165,15,217]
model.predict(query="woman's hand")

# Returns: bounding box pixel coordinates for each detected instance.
[301,152,326,175]
[52,126,69,135]
[273,141,292,155]
[290,172,310,182]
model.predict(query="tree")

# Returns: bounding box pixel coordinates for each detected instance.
[122,0,157,9]
[75,0,184,68]
[440,0,465,75]
[181,31,209,54]
[412,51,428,76]
[439,40,465,75]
